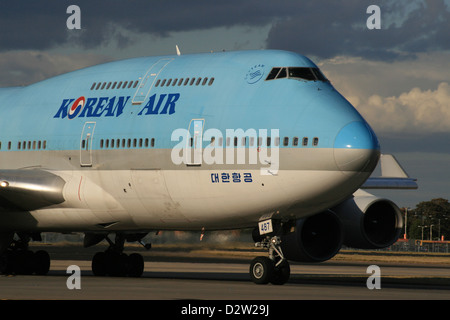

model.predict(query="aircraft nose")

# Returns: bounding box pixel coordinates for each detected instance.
[333,121,380,173]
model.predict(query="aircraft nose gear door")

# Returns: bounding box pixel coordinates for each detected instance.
[80,122,96,167]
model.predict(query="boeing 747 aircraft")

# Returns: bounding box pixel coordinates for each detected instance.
[0,50,416,284]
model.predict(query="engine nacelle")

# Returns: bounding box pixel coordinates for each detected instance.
[280,211,343,262]
[331,191,403,249]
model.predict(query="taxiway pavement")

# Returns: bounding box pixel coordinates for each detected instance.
[1,245,450,300]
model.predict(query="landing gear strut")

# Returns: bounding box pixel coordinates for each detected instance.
[250,235,290,285]
[91,233,145,277]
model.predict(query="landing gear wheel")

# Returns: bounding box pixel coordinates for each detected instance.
[92,251,107,276]
[0,249,51,275]
[91,251,144,277]
[15,250,34,275]
[127,253,144,277]
[252,231,292,285]
[270,259,290,285]
[250,256,274,285]
[106,252,128,277]
[33,250,50,275]
[0,250,13,274]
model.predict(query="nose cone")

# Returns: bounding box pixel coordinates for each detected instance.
[334,121,380,173]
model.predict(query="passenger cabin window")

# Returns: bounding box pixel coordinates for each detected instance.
[274,137,280,147]
[302,137,308,146]
[313,137,319,146]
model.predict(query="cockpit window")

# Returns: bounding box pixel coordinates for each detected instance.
[265,67,328,82]
[311,68,328,81]
[288,68,316,81]
[277,68,287,79]
[266,67,281,80]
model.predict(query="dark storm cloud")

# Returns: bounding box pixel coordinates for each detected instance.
[266,0,450,61]
[0,0,293,50]
[0,0,448,60]
[378,132,450,154]
[0,2,68,50]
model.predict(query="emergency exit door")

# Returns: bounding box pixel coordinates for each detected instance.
[186,119,204,166]
[80,122,96,167]
[132,58,173,105]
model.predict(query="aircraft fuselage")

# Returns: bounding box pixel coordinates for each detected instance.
[0,50,380,233]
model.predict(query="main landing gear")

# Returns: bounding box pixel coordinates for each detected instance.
[0,233,50,276]
[90,233,145,277]
[250,235,290,285]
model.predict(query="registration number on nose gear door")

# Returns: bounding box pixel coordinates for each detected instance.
[258,220,273,235]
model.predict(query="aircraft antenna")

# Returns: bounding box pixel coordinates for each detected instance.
[176,45,181,56]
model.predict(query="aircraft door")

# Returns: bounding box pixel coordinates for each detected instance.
[132,58,173,105]
[186,119,204,166]
[80,122,96,167]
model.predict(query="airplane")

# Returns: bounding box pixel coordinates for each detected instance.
[0,49,417,284]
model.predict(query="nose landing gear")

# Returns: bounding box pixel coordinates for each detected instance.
[250,234,290,285]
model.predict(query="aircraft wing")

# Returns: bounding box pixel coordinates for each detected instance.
[0,169,65,211]
[361,154,418,190]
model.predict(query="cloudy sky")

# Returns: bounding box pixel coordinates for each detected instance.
[0,0,449,208]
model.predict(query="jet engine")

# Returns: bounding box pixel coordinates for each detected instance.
[331,191,403,249]
[280,210,343,262]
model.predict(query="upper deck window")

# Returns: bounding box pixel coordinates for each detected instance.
[265,67,328,82]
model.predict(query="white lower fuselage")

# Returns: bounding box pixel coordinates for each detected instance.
[0,147,376,232]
